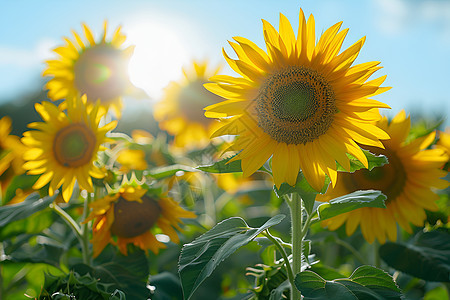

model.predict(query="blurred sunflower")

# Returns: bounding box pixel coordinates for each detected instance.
[317,111,449,244]
[86,184,196,257]
[436,129,450,171]
[0,116,28,202]
[21,96,117,202]
[43,21,135,117]
[204,9,390,190]
[154,60,223,149]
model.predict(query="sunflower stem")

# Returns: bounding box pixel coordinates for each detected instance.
[263,230,295,293]
[50,202,83,240]
[81,192,92,266]
[374,240,380,268]
[287,192,303,300]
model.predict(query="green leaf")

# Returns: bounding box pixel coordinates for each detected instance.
[197,155,244,173]
[337,150,389,173]
[379,229,450,282]
[316,190,386,221]
[294,265,402,299]
[0,208,55,241]
[2,173,39,204]
[149,272,183,300]
[0,193,56,227]
[148,164,196,179]
[179,215,285,300]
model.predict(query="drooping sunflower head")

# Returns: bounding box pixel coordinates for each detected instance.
[21,95,117,202]
[43,21,135,118]
[317,111,449,244]
[154,60,224,149]
[205,9,391,191]
[86,183,196,257]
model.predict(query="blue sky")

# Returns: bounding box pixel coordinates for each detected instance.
[1,0,449,125]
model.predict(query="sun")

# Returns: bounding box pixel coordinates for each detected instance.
[126,20,189,100]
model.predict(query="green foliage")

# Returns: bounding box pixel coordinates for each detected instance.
[380,229,450,282]
[337,150,389,173]
[2,173,39,204]
[178,215,285,300]
[148,164,196,179]
[315,190,387,222]
[39,271,126,300]
[294,265,402,299]
[197,154,244,173]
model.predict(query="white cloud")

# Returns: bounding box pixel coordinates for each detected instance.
[0,38,57,68]
[373,0,450,41]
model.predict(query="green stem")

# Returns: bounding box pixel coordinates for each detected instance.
[263,230,295,292]
[287,193,303,300]
[50,203,83,240]
[334,238,367,265]
[374,240,380,268]
[81,192,92,266]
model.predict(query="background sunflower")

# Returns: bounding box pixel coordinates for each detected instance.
[317,110,449,244]
[154,60,224,150]
[43,22,136,118]
[86,184,196,257]
[21,96,117,202]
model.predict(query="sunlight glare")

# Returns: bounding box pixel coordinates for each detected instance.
[127,21,189,100]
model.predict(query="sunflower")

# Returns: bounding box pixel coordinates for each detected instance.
[436,128,450,171]
[204,9,391,190]
[21,96,117,202]
[43,21,135,118]
[316,111,449,244]
[0,116,27,201]
[86,184,196,257]
[154,60,224,149]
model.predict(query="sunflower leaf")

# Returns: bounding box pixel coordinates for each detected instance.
[338,150,389,173]
[148,164,197,179]
[197,155,243,173]
[294,265,402,299]
[2,173,39,205]
[178,214,285,300]
[0,193,56,227]
[379,229,450,282]
[315,190,386,221]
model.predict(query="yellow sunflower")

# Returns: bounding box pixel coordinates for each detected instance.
[436,128,450,171]
[154,60,224,149]
[21,96,117,202]
[0,116,28,201]
[86,184,196,257]
[317,111,449,244]
[204,9,391,190]
[43,21,135,118]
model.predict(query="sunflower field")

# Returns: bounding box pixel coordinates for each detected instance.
[1,2,449,300]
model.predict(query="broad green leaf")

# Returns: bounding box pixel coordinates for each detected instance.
[0,209,55,241]
[316,190,386,221]
[337,150,389,173]
[147,164,196,179]
[0,193,56,226]
[294,265,402,299]
[149,272,183,300]
[179,215,285,300]
[379,229,450,282]
[269,280,290,300]
[197,155,244,173]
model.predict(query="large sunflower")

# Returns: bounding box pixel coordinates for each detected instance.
[86,184,196,257]
[43,21,135,117]
[204,10,391,190]
[154,60,224,149]
[316,111,449,244]
[21,96,117,202]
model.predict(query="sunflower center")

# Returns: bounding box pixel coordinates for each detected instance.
[74,45,129,102]
[110,195,161,238]
[177,80,222,125]
[256,66,337,145]
[53,123,96,168]
[345,147,407,202]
